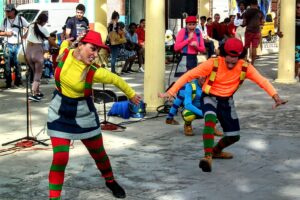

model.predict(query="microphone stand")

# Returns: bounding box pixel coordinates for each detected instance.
[2,16,48,146]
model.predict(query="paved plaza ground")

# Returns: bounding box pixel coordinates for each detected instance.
[0,54,300,200]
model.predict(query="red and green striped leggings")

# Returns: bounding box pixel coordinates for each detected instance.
[49,134,114,200]
[202,95,241,156]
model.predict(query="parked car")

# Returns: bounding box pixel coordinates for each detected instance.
[17,3,79,33]
[261,13,275,41]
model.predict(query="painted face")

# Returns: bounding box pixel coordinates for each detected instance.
[78,43,100,65]
[76,9,84,20]
[186,22,197,31]
[225,55,239,70]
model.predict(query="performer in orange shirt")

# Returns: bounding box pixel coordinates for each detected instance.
[159,38,287,172]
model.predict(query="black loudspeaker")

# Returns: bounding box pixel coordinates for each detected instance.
[168,0,198,19]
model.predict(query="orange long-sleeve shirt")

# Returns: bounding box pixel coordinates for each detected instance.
[167,57,277,98]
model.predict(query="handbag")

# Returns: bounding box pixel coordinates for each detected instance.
[17,41,27,64]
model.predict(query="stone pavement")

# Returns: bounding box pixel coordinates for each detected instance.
[0,54,300,200]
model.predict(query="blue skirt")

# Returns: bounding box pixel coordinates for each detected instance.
[47,90,101,140]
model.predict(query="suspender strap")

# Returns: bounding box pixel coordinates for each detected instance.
[54,48,70,93]
[238,61,249,88]
[54,48,100,97]
[84,64,100,97]
[190,81,197,100]
[183,28,201,54]
[204,58,219,94]
[204,59,249,95]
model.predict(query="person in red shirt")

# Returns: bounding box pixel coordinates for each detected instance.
[159,38,287,172]
[211,13,224,43]
[227,15,236,38]
[206,17,213,38]
[135,19,145,72]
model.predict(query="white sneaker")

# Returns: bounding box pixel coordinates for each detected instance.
[138,67,144,73]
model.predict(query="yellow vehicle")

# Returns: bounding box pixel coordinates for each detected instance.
[261,13,275,41]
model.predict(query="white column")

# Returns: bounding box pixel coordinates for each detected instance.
[144,0,165,111]
[198,0,210,17]
[276,0,297,83]
[93,0,108,40]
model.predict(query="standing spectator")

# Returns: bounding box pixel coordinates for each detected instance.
[136,19,145,72]
[65,3,89,41]
[0,4,29,89]
[198,16,216,58]
[25,13,57,102]
[174,16,205,77]
[107,11,120,74]
[243,0,264,64]
[108,11,120,33]
[47,30,141,199]
[108,22,136,74]
[234,1,247,44]
[296,0,300,80]
[125,22,144,72]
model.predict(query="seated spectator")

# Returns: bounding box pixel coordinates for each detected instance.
[125,22,143,72]
[135,19,145,72]
[227,15,236,38]
[198,16,216,58]
[211,13,225,44]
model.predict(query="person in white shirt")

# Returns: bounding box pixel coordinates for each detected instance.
[234,1,247,44]
[25,13,57,102]
[0,4,29,88]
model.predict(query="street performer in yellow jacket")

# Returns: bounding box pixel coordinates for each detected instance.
[159,38,287,172]
[47,30,141,199]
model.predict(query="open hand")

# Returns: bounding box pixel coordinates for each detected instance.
[130,94,142,105]
[158,92,174,101]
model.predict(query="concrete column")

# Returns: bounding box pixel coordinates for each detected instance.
[198,0,210,17]
[94,0,108,40]
[144,0,165,112]
[276,0,297,84]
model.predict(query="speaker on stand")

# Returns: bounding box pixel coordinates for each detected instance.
[168,0,198,19]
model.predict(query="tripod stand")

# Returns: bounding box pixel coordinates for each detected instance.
[2,16,48,146]
[93,84,126,130]
[2,66,48,146]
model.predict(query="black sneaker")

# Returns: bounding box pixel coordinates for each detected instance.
[37,93,44,98]
[105,180,126,198]
[29,95,41,102]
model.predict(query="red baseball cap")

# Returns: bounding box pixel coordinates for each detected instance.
[81,30,109,50]
[224,38,244,57]
[185,16,197,23]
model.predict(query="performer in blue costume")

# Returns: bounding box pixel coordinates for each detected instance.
[165,79,223,136]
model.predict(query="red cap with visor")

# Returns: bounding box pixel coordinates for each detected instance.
[224,38,244,57]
